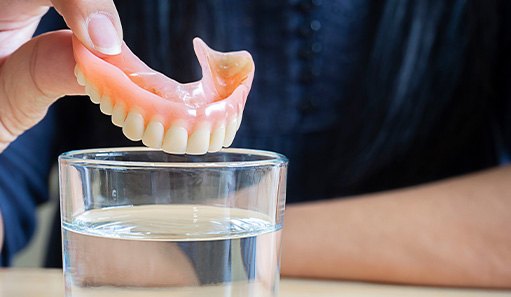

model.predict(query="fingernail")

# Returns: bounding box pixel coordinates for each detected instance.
[87,13,121,55]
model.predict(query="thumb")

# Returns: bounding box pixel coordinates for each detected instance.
[51,0,123,56]
[0,30,83,152]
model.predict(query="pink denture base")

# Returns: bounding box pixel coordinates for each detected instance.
[72,36,254,131]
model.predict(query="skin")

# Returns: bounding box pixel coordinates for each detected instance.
[281,165,511,288]
[0,0,510,289]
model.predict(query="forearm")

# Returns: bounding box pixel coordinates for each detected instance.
[281,165,511,288]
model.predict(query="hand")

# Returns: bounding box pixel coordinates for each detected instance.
[0,0,123,153]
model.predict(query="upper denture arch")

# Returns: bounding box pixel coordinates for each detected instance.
[72,36,255,154]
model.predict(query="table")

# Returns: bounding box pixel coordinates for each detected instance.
[1,269,510,296]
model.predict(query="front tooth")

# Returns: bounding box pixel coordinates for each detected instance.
[111,103,127,127]
[223,117,238,147]
[122,111,145,141]
[236,113,243,131]
[162,124,188,154]
[187,123,210,155]
[85,85,101,104]
[209,124,225,153]
[74,66,86,86]
[142,121,164,149]
[99,96,113,115]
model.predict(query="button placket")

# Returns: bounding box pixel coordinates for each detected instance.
[292,0,322,114]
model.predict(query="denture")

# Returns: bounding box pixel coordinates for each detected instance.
[72,36,254,155]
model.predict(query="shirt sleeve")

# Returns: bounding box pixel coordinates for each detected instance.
[0,109,57,266]
[501,52,511,158]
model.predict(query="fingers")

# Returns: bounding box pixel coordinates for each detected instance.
[0,2,49,59]
[0,0,123,57]
[0,18,43,59]
[51,0,123,55]
[0,30,83,152]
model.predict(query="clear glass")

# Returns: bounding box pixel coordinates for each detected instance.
[59,147,288,297]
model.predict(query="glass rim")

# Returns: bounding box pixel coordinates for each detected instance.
[59,147,288,168]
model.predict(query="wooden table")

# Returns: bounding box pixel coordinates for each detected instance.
[1,269,510,296]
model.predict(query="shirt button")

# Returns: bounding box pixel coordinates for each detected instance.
[298,20,321,37]
[310,20,321,31]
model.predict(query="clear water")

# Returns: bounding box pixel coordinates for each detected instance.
[62,205,281,297]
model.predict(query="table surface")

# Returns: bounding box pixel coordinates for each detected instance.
[1,269,510,297]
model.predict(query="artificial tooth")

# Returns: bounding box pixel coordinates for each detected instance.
[85,84,101,104]
[142,121,165,149]
[99,96,113,115]
[187,124,211,155]
[162,125,188,154]
[122,111,145,141]
[111,103,127,127]
[236,112,243,131]
[74,66,86,86]
[223,117,238,147]
[209,125,226,153]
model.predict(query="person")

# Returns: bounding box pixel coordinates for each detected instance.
[1,0,511,288]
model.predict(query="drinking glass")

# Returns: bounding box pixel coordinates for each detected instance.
[59,147,288,297]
